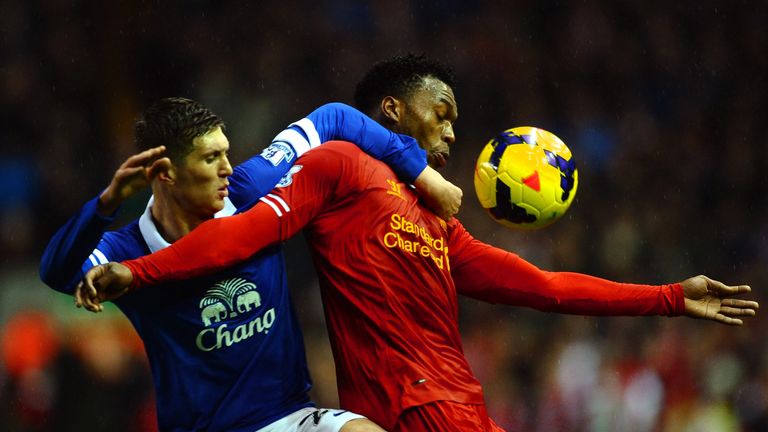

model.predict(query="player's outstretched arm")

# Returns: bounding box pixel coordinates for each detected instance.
[681,275,758,325]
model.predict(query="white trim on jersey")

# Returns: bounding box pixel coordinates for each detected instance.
[139,195,237,253]
[266,193,290,213]
[289,118,321,149]
[272,129,311,157]
[89,249,109,266]
[259,194,291,217]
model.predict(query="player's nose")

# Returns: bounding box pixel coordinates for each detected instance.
[442,123,456,146]
[221,156,234,176]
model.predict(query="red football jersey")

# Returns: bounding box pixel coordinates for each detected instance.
[125,141,684,429]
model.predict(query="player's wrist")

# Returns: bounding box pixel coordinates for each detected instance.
[97,187,122,217]
[412,166,435,192]
[389,142,428,183]
[117,261,140,292]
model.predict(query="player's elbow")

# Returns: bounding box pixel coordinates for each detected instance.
[39,263,75,295]
[317,102,357,120]
[39,254,57,288]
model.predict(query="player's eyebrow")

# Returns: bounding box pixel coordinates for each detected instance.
[439,96,458,120]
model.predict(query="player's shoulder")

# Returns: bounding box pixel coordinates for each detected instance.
[446,216,469,238]
[307,140,363,156]
[300,140,370,169]
[99,220,147,260]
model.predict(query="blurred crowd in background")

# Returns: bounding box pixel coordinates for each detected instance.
[1,1,766,431]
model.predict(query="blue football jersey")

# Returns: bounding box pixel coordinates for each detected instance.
[40,103,427,431]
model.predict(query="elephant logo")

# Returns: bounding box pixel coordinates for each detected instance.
[236,290,261,313]
[199,278,260,326]
[201,302,227,326]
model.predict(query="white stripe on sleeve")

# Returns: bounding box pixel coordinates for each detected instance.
[265,193,291,213]
[289,118,321,149]
[259,196,284,217]
[91,249,109,265]
[272,129,311,157]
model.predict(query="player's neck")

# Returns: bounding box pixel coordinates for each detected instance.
[150,190,209,244]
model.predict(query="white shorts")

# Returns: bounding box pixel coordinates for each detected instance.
[255,407,366,432]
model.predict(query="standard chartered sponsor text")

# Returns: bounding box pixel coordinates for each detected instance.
[196,308,276,352]
[384,213,450,270]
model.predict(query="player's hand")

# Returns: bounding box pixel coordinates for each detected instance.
[98,146,170,216]
[75,262,135,313]
[681,275,758,325]
[413,166,462,221]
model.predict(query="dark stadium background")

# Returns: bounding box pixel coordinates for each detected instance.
[1,1,766,430]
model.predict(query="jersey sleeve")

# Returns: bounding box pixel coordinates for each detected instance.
[39,196,117,294]
[448,222,685,316]
[228,103,426,208]
[274,102,427,182]
[226,144,302,209]
[123,143,358,289]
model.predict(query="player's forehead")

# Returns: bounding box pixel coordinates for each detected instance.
[191,126,229,153]
[412,76,457,115]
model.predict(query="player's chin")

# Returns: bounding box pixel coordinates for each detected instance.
[429,152,449,168]
[210,198,226,213]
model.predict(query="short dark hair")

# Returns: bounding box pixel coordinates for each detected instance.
[353,54,457,115]
[134,97,224,163]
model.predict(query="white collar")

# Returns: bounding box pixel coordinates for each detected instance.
[139,195,237,253]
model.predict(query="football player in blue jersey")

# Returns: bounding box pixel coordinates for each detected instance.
[40,97,461,432]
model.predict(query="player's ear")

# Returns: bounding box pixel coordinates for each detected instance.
[156,162,176,185]
[146,157,172,180]
[380,96,404,125]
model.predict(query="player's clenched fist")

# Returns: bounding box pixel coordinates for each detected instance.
[75,262,134,312]
[414,166,462,221]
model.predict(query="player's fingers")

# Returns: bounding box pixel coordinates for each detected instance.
[146,157,171,179]
[711,281,751,297]
[118,166,146,178]
[74,282,84,308]
[719,306,756,317]
[124,145,166,167]
[80,283,98,312]
[715,313,743,326]
[82,266,104,300]
[88,277,99,299]
[721,298,759,309]
[84,291,103,313]
[80,292,97,313]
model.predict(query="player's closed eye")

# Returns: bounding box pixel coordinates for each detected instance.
[206,151,225,163]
